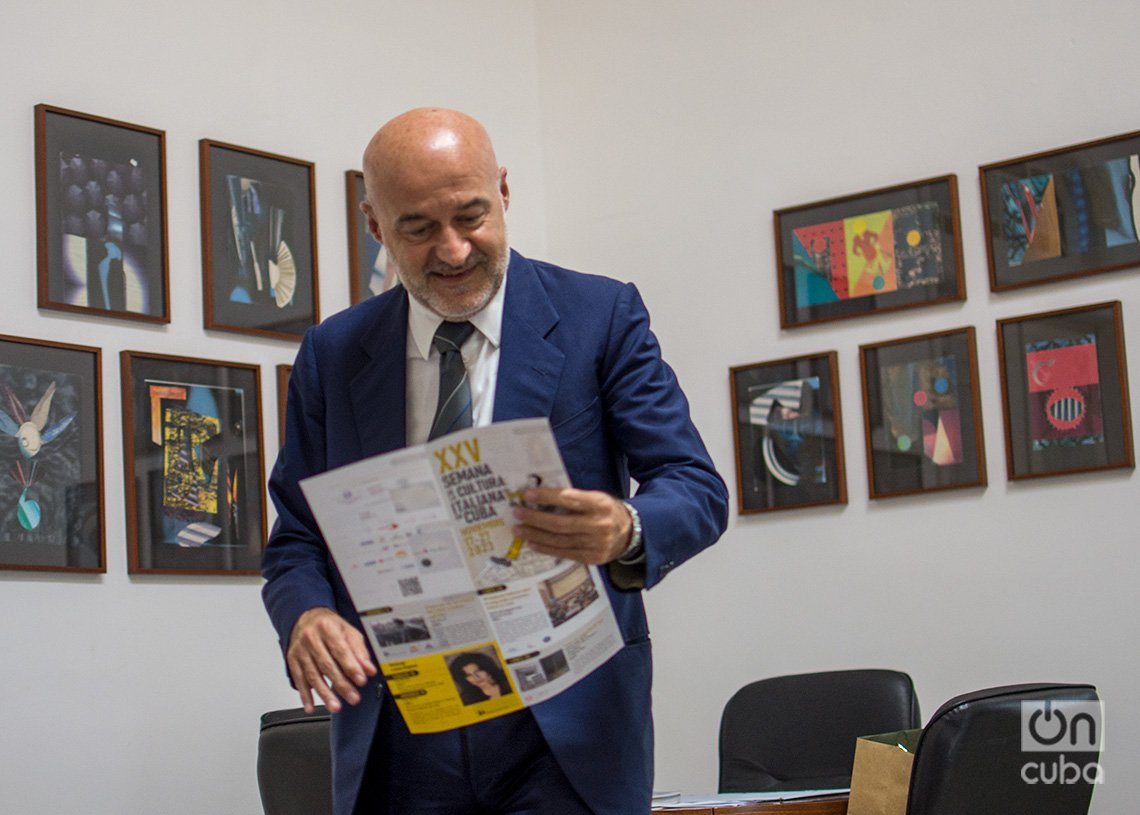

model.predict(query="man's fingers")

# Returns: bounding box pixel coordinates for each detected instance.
[287,608,377,712]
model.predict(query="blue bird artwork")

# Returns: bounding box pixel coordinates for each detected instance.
[0,381,76,529]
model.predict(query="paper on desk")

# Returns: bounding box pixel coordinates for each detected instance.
[652,789,851,809]
[300,418,623,735]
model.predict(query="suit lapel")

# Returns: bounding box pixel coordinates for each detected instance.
[349,292,409,458]
[494,252,565,422]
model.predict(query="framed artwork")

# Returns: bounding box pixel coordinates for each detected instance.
[729,352,846,513]
[860,327,986,498]
[0,336,103,572]
[276,364,291,447]
[775,175,965,328]
[34,104,170,323]
[346,170,400,304]
[981,130,1140,291]
[997,301,1133,480]
[121,351,266,575]
[200,140,320,340]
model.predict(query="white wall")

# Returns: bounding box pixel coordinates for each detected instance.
[533,2,1138,813]
[0,2,545,812]
[3,1,1137,812]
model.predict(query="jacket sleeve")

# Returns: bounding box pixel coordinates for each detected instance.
[261,330,339,661]
[601,282,729,590]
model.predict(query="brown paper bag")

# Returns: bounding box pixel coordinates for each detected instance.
[846,729,921,815]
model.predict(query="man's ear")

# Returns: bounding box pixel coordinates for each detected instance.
[498,166,510,212]
[360,200,384,243]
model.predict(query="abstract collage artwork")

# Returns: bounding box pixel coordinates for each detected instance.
[122,352,265,574]
[982,130,1140,290]
[776,175,965,327]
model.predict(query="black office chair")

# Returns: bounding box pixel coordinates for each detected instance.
[718,668,920,792]
[906,682,1101,815]
[257,706,333,815]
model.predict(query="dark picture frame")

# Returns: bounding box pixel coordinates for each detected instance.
[0,335,104,572]
[121,351,266,575]
[860,327,986,498]
[200,140,320,340]
[997,301,1133,480]
[35,104,170,323]
[981,130,1140,291]
[729,351,846,513]
[346,170,399,304]
[276,363,291,447]
[775,175,965,328]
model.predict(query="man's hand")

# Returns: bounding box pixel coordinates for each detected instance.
[286,607,378,714]
[510,487,633,565]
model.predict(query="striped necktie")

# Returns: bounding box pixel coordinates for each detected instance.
[428,320,477,441]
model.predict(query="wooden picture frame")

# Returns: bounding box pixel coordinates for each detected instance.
[35,104,170,323]
[346,169,399,304]
[200,140,319,340]
[0,335,104,572]
[121,351,266,575]
[997,301,1133,480]
[775,175,965,328]
[729,351,846,513]
[860,327,986,498]
[981,130,1140,291]
[276,363,291,447]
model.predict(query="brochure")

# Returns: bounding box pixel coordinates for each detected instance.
[300,418,623,733]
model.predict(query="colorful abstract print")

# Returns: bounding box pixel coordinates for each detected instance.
[146,380,246,549]
[1024,336,1104,450]
[1001,155,1140,266]
[880,356,962,466]
[793,202,943,308]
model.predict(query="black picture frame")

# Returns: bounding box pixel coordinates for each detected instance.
[35,104,170,323]
[997,301,1133,480]
[729,351,846,513]
[981,130,1140,291]
[0,335,104,572]
[860,327,987,499]
[346,170,399,304]
[775,175,965,328]
[200,140,320,340]
[121,351,266,575]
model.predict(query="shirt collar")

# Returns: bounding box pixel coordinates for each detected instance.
[406,265,507,360]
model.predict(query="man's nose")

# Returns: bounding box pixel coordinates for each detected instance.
[435,226,471,267]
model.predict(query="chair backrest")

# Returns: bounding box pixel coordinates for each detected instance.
[718,668,920,792]
[906,682,1101,815]
[257,706,333,815]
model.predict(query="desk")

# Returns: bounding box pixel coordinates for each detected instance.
[654,795,848,815]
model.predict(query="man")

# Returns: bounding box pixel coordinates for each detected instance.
[262,108,728,815]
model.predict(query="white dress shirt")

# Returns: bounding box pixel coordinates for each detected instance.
[404,270,507,446]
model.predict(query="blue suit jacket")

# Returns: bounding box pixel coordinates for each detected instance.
[263,251,728,815]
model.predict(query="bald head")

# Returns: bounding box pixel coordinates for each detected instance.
[358,108,511,319]
[362,108,501,210]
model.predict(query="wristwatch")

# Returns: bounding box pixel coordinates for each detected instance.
[618,500,644,563]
